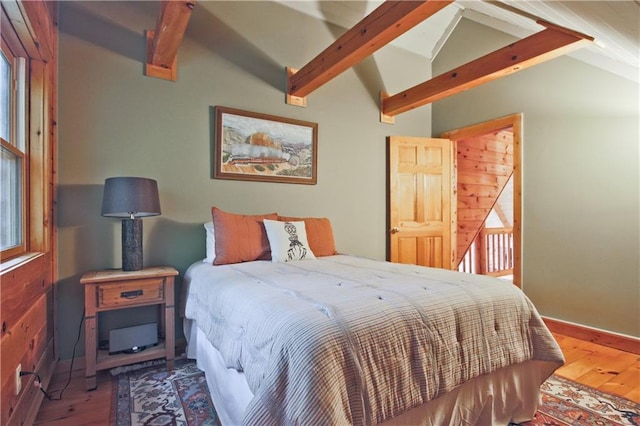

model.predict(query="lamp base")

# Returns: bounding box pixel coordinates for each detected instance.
[122,218,143,271]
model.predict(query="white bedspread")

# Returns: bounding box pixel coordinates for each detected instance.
[184,255,564,426]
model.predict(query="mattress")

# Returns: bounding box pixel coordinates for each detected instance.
[183,255,564,425]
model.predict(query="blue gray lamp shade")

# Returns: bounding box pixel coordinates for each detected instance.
[101,177,161,271]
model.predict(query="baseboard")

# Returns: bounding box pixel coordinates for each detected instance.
[543,316,640,355]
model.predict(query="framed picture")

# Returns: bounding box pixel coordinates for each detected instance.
[213,106,318,185]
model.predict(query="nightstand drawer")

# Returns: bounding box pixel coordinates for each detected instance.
[97,278,164,308]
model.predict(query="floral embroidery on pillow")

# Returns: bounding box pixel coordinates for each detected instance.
[264,219,316,263]
[283,222,308,260]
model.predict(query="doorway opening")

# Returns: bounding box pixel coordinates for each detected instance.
[441,114,522,287]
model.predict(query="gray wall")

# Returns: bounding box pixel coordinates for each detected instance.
[56,1,431,359]
[432,19,640,337]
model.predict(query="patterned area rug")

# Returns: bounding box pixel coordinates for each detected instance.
[519,374,640,426]
[112,358,220,426]
[112,360,639,426]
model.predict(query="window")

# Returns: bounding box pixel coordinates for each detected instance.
[1,37,27,259]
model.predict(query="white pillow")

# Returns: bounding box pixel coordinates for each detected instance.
[263,219,316,263]
[203,221,215,263]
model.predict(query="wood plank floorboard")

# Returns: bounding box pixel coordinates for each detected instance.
[34,333,640,424]
[34,368,111,425]
[552,333,640,404]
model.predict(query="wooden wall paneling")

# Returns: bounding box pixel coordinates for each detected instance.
[457,145,513,164]
[458,183,501,198]
[0,295,47,388]
[0,1,57,424]
[0,294,55,425]
[458,228,478,246]
[46,283,55,344]
[453,133,514,266]
[0,296,47,423]
[457,171,500,186]
[23,290,56,425]
[458,220,484,236]
[457,158,512,175]
[458,208,492,222]
[1,254,51,334]
[4,338,55,426]
[457,243,471,255]
[472,133,514,153]
[457,196,496,209]
[19,319,49,383]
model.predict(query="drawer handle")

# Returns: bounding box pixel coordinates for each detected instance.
[121,290,143,299]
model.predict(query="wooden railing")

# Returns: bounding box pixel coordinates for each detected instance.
[458,227,514,277]
[458,242,479,274]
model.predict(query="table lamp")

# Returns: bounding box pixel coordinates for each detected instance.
[101,177,161,271]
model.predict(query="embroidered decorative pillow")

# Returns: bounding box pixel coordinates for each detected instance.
[211,207,277,265]
[277,216,338,256]
[263,219,316,263]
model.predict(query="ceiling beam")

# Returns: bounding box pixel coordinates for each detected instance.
[145,0,196,81]
[286,0,453,105]
[381,21,594,119]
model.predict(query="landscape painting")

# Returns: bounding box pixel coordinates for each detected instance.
[213,106,318,185]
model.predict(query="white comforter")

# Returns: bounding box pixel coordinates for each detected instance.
[184,255,564,426]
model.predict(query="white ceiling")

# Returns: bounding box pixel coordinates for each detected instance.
[277,0,640,82]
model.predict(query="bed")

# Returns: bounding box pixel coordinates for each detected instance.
[182,209,565,425]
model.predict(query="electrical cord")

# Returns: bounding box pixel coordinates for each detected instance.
[20,308,85,401]
[18,371,53,400]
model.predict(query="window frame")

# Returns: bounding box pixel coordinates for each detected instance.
[0,0,50,268]
[0,35,28,260]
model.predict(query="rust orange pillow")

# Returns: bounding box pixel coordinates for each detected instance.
[277,216,338,257]
[212,207,277,265]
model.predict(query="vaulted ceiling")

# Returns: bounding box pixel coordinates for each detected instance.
[276,0,595,120]
[145,1,638,120]
[277,0,640,83]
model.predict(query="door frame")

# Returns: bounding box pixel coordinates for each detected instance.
[440,113,523,287]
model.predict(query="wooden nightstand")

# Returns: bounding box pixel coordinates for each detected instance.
[80,266,178,390]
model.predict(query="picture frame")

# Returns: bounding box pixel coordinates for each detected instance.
[213,106,318,185]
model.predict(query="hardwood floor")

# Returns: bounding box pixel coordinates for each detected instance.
[34,333,639,425]
[34,368,112,425]
[552,333,640,403]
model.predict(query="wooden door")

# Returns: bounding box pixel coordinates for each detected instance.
[387,136,456,269]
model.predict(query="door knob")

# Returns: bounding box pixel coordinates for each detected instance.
[390,227,400,234]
